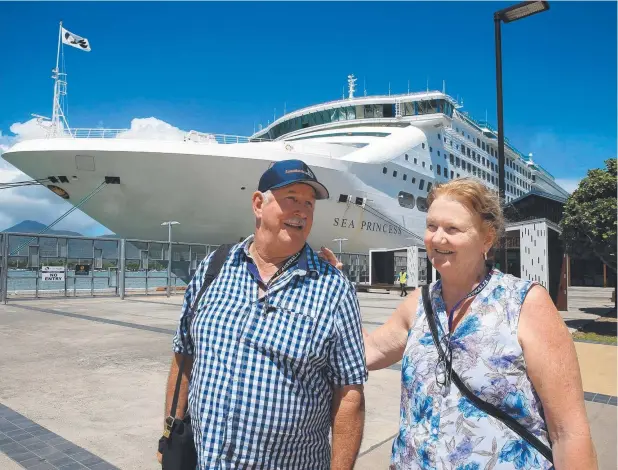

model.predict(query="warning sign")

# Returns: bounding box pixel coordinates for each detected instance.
[42,272,65,282]
[41,266,65,272]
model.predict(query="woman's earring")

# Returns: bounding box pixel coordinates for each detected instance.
[483,252,488,261]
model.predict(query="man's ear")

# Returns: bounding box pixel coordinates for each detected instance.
[252,191,265,219]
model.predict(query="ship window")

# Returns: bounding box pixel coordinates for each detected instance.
[338,194,348,203]
[450,170,454,179]
[419,179,425,190]
[437,133,441,140]
[472,151,476,159]
[405,154,409,161]
[412,177,416,184]
[393,170,398,177]
[461,144,466,154]
[443,167,448,177]
[364,105,374,118]
[414,158,418,164]
[429,147,433,153]
[456,128,459,132]
[403,102,414,116]
[437,164,442,174]
[422,162,426,168]
[457,173,460,178]
[417,197,428,212]
[467,162,471,172]
[430,165,433,171]
[477,138,481,147]
[450,154,454,164]
[482,157,486,165]
[491,176,495,184]
[382,167,387,174]
[398,191,415,209]
[422,143,426,149]
[427,182,433,193]
[456,157,460,167]
[444,137,447,143]
[482,142,486,151]
[437,151,440,157]
[383,104,394,118]
[467,148,471,157]
[403,174,407,181]
[473,166,477,175]
[450,140,453,146]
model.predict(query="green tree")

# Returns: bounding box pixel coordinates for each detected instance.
[560,158,617,273]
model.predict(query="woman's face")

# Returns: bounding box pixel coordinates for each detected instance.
[424,196,493,275]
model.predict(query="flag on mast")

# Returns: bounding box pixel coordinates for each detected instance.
[61,27,91,52]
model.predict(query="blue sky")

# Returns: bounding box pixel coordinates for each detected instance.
[0,1,616,234]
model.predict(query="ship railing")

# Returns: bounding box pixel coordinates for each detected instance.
[46,127,265,144]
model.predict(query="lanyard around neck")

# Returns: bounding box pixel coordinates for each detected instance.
[248,248,302,290]
[446,270,493,333]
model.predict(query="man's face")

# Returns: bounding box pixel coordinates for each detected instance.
[253,183,316,254]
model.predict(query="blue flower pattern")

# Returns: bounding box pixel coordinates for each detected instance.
[390,270,553,469]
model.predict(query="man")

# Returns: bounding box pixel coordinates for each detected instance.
[398,269,408,297]
[160,159,367,469]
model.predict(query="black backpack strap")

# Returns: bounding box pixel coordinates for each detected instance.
[168,243,235,422]
[421,285,553,464]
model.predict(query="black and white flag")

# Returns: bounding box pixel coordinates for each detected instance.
[61,27,91,52]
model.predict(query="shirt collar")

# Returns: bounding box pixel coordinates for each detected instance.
[237,234,319,276]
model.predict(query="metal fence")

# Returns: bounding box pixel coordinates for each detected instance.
[0,233,371,302]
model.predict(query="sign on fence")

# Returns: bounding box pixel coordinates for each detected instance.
[41,266,66,272]
[42,272,65,282]
[75,264,90,275]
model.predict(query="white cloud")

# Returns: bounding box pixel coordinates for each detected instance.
[116,117,187,141]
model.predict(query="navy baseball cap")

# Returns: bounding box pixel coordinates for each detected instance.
[258,159,329,200]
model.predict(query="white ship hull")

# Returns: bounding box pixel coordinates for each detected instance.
[3,135,429,253]
[3,88,568,254]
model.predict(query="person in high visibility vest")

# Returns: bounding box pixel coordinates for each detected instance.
[398,270,408,297]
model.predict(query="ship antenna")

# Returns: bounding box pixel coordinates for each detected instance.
[442,80,446,94]
[426,77,429,92]
[407,80,410,94]
[51,20,70,137]
[347,74,357,99]
[363,77,367,96]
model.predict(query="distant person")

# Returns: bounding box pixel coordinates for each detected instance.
[398,269,408,297]
[159,159,367,469]
[360,178,597,469]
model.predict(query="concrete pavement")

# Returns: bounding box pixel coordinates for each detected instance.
[0,290,615,469]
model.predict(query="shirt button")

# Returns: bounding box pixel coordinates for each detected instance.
[432,428,438,435]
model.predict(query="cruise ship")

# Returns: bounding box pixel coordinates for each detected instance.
[2,74,568,253]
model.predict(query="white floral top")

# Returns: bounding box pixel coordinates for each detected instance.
[391,270,553,470]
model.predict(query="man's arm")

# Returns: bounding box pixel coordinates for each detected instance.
[331,385,365,470]
[164,353,193,424]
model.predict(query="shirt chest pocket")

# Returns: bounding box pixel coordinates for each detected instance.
[242,306,314,364]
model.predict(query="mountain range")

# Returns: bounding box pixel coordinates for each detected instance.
[2,220,115,238]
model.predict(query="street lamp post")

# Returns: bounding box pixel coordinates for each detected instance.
[494,1,549,271]
[161,221,180,297]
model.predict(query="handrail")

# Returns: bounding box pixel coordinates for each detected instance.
[44,127,262,144]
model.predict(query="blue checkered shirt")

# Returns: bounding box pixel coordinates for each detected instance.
[172,237,367,469]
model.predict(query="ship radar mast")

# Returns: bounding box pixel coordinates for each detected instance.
[347,74,357,99]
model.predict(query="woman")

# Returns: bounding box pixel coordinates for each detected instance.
[363,179,597,469]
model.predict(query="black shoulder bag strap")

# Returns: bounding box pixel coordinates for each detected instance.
[421,285,553,464]
[168,244,235,422]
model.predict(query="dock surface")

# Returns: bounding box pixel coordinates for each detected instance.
[0,289,615,469]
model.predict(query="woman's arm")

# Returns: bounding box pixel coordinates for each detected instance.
[364,289,418,370]
[518,285,597,470]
